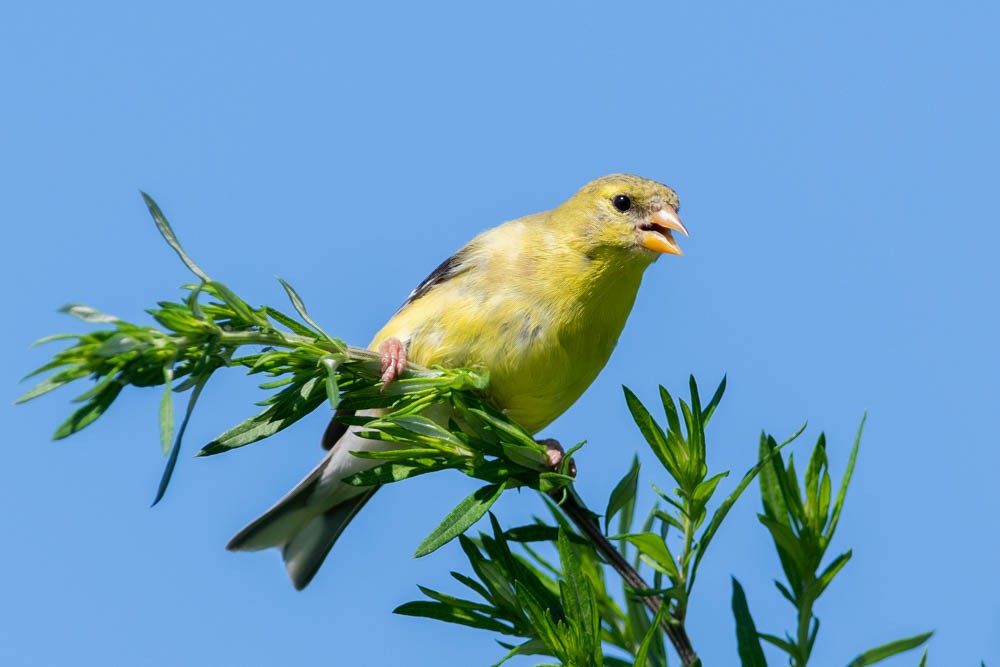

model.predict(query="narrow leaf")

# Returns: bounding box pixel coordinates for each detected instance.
[613,532,679,579]
[732,578,768,667]
[623,386,677,477]
[701,374,727,424]
[141,192,210,282]
[759,632,796,654]
[414,482,507,557]
[605,455,640,533]
[846,631,933,666]
[322,357,341,410]
[277,277,334,343]
[826,412,865,544]
[393,601,515,635]
[153,374,209,505]
[634,599,669,667]
[159,365,175,456]
[53,382,123,439]
[264,306,320,337]
[814,550,852,598]
[556,528,598,654]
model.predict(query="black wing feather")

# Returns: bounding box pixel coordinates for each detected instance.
[401,249,469,308]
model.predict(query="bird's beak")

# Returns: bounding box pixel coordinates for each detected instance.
[638,206,688,255]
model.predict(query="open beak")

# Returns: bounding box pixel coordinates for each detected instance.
[639,206,688,255]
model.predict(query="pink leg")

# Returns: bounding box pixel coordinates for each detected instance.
[378,337,408,390]
[538,438,577,477]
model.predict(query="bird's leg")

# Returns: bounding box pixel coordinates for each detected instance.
[537,438,577,477]
[378,337,408,390]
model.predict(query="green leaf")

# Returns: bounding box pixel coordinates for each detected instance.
[503,524,589,545]
[393,601,515,635]
[814,550,852,598]
[199,377,327,455]
[845,630,933,666]
[141,192,210,282]
[613,532,679,579]
[658,384,683,435]
[321,357,340,410]
[623,386,677,478]
[467,407,538,449]
[556,528,599,658]
[159,365,175,456]
[414,482,507,557]
[758,515,807,579]
[693,471,729,506]
[15,374,74,404]
[605,455,641,533]
[153,374,209,505]
[415,584,498,614]
[917,648,928,667]
[731,578,767,667]
[701,374,727,424]
[207,281,265,327]
[804,432,828,533]
[52,382,123,439]
[773,580,797,606]
[783,454,806,528]
[633,599,669,667]
[491,639,550,667]
[826,413,865,545]
[759,433,790,526]
[687,374,707,464]
[264,306,320,337]
[277,277,335,343]
[377,415,466,448]
[343,461,446,486]
[759,632,796,654]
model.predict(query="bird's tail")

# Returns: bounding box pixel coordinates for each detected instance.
[228,409,395,589]
[227,482,379,590]
[226,428,383,589]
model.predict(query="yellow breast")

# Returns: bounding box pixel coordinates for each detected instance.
[370,219,650,433]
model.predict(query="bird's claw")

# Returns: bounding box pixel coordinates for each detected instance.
[378,337,408,391]
[538,438,576,477]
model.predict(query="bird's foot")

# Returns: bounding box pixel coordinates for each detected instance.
[378,337,408,390]
[538,438,576,477]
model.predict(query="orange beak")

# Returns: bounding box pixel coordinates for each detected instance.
[639,206,688,255]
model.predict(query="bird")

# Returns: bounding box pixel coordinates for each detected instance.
[227,174,687,589]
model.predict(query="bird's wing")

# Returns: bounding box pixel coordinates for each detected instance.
[397,247,472,311]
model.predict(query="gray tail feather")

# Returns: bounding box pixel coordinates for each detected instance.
[282,486,380,590]
[226,465,326,553]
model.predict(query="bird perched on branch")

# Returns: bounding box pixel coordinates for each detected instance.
[227,174,687,589]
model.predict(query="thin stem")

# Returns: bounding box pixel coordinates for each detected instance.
[795,587,815,666]
[550,488,700,667]
[678,510,695,619]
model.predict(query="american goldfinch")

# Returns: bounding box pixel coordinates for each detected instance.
[227,174,687,589]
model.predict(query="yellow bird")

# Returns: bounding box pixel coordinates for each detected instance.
[227,174,687,589]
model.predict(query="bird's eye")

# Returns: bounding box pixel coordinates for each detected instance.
[612,194,632,213]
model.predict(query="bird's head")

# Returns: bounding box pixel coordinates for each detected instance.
[555,174,687,261]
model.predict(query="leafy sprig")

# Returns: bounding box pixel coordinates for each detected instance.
[16,194,569,527]
[731,419,933,666]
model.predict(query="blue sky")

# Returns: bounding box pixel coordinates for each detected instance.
[3,2,997,665]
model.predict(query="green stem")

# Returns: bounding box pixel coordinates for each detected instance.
[795,587,815,666]
[676,505,696,620]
